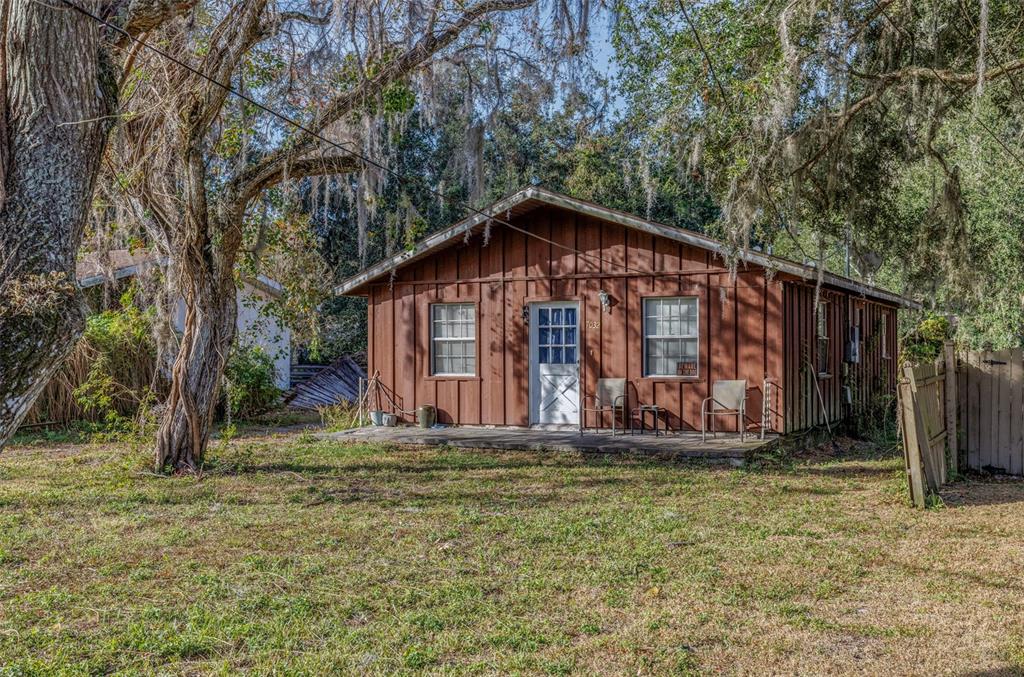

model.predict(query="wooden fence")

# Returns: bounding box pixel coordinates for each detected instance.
[959,348,1024,475]
[899,345,1024,506]
[897,343,956,508]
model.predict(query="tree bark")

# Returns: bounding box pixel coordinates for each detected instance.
[155,246,238,471]
[0,0,194,449]
[0,0,117,447]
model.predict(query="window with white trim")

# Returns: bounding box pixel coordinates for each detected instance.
[431,303,476,376]
[643,297,699,377]
[817,301,830,376]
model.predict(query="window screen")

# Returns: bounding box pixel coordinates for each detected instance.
[431,303,476,376]
[643,297,699,377]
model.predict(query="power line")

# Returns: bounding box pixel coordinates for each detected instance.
[60,0,654,278]
[868,0,1024,171]
[678,0,730,113]
[677,0,813,262]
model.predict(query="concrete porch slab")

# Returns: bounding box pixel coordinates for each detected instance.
[324,425,779,464]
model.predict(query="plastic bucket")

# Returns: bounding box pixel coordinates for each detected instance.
[368,410,384,426]
[417,405,436,428]
[382,413,398,427]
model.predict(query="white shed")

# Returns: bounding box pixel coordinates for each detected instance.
[78,250,293,389]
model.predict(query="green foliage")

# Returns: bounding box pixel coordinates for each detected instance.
[224,344,281,420]
[240,212,330,352]
[69,285,158,436]
[886,94,1024,350]
[901,314,952,365]
[612,1,1024,349]
[381,81,416,114]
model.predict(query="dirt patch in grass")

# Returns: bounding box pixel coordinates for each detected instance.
[1,434,1023,674]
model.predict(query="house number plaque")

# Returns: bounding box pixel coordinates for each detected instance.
[586,320,600,329]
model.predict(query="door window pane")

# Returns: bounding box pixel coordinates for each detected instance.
[536,304,578,365]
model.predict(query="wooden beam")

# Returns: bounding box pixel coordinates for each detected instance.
[944,341,958,475]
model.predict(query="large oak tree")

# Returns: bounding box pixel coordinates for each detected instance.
[0,0,191,447]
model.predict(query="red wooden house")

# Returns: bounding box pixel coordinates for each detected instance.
[336,187,916,434]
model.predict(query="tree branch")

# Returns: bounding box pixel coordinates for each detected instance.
[259,9,331,35]
[108,0,198,47]
[179,0,270,144]
[850,58,1024,87]
[223,0,534,210]
[238,152,360,208]
[788,57,1024,177]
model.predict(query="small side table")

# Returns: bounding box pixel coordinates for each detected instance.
[631,405,662,436]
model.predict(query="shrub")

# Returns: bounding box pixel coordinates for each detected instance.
[901,314,952,364]
[224,344,281,419]
[24,283,160,429]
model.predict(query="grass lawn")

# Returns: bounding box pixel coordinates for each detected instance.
[2,433,1023,675]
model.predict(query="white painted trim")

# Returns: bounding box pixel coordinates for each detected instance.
[642,296,700,378]
[529,301,581,426]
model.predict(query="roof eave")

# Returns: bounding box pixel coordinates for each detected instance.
[334,187,920,309]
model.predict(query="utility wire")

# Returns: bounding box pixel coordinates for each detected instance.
[60,0,656,278]
[678,0,813,263]
[869,0,1024,170]
[678,0,730,111]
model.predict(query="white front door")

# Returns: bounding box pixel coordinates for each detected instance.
[530,302,580,426]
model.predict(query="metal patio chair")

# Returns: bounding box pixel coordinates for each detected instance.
[580,378,627,435]
[701,379,747,443]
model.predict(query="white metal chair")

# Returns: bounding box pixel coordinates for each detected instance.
[701,380,747,442]
[580,378,627,435]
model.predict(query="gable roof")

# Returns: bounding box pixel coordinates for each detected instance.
[335,186,919,308]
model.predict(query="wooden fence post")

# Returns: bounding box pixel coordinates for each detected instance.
[899,363,927,508]
[943,341,957,475]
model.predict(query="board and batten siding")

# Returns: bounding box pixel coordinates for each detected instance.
[367,206,786,432]
[781,283,898,432]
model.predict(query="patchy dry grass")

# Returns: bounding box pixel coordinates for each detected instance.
[1,434,1023,675]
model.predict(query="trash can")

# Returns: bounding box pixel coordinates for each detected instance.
[417,405,436,428]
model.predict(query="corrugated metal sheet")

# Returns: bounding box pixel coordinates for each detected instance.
[284,356,366,410]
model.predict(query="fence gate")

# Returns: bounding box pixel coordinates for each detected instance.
[897,347,955,507]
[959,349,1024,475]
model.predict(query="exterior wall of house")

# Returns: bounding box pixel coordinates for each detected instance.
[175,282,291,389]
[365,205,792,432]
[781,283,898,432]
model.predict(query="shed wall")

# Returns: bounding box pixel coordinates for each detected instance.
[367,206,786,432]
[781,282,898,432]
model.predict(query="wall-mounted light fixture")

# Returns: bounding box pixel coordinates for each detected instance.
[598,289,611,313]
[521,304,529,324]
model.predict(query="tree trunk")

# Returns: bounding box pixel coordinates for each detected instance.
[154,248,239,472]
[0,0,117,447]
